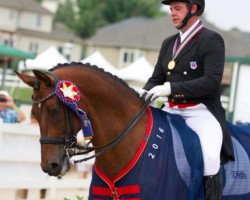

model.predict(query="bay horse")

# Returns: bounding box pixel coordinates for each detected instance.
[17,62,250,200]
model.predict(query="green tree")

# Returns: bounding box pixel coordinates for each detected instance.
[34,0,43,3]
[74,0,105,38]
[55,0,163,38]
[53,0,76,30]
[102,0,162,23]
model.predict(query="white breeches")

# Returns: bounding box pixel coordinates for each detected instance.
[162,103,223,176]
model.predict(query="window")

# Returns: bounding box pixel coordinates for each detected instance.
[9,10,17,20]
[36,14,42,27]
[3,39,10,46]
[122,49,135,66]
[120,49,144,67]
[29,42,39,54]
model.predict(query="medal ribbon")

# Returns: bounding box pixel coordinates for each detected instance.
[172,21,204,60]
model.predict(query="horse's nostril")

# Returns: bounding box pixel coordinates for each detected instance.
[48,162,61,175]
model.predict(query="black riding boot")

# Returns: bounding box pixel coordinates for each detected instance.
[203,170,222,200]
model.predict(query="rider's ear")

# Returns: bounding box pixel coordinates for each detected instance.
[15,71,36,88]
[33,70,52,87]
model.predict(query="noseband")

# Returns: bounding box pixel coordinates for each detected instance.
[32,70,149,163]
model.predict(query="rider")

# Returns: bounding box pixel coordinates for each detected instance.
[142,0,234,199]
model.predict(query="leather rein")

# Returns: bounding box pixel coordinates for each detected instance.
[32,70,149,163]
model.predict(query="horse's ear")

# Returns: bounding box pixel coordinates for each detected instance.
[33,70,52,87]
[15,71,36,88]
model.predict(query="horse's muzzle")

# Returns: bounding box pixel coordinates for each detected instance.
[42,155,70,177]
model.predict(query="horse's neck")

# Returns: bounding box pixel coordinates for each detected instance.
[73,69,147,179]
[93,107,148,179]
[89,89,147,179]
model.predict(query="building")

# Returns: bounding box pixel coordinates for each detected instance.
[85,16,250,120]
[0,0,84,62]
[42,0,77,14]
[86,16,250,69]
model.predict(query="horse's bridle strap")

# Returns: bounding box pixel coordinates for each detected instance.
[33,69,151,163]
[33,70,77,147]
[40,137,65,144]
[74,100,150,163]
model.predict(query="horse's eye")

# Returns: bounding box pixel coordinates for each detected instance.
[48,107,61,115]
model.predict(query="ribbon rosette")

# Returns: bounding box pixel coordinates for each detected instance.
[56,81,80,103]
[55,80,93,139]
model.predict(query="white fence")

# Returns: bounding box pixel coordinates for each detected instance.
[0,120,92,200]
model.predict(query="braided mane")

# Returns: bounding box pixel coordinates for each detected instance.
[50,62,140,97]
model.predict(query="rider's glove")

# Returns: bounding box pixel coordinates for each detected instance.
[145,82,171,101]
[137,88,148,99]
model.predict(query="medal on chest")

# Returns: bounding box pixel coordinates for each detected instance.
[168,60,175,70]
[167,21,204,71]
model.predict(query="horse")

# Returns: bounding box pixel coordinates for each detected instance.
[17,62,250,200]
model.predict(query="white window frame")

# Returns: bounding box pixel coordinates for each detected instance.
[29,42,39,54]
[119,48,145,68]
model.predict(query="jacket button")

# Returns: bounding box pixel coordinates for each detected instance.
[167,71,171,75]
[183,100,187,104]
[183,71,187,75]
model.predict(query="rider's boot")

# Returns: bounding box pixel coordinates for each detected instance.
[203,170,222,200]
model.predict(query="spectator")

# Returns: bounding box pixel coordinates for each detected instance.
[0,90,25,123]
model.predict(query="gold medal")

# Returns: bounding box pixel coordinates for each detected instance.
[168,60,175,70]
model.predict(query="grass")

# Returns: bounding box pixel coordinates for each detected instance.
[64,195,85,200]
[4,86,33,106]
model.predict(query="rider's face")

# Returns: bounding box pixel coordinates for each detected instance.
[170,2,189,29]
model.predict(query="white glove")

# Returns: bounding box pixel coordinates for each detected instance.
[145,82,171,101]
[136,88,148,98]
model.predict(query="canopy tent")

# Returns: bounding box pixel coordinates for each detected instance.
[19,46,68,70]
[117,57,153,82]
[0,44,35,59]
[0,44,35,89]
[81,51,118,75]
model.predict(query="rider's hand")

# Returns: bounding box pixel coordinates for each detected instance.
[145,82,171,101]
[137,88,148,99]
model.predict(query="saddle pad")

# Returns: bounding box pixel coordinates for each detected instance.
[88,106,204,200]
[221,123,250,200]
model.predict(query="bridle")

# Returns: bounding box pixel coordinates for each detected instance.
[32,70,150,163]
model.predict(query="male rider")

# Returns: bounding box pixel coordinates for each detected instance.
[142,1,234,199]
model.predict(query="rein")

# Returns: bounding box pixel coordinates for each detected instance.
[33,70,150,163]
[74,99,149,163]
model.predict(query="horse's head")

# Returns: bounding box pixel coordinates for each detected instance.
[16,70,82,177]
[17,63,148,179]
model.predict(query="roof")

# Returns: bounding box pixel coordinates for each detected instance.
[0,0,52,15]
[87,17,174,50]
[87,16,250,58]
[17,23,85,44]
[226,57,250,64]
